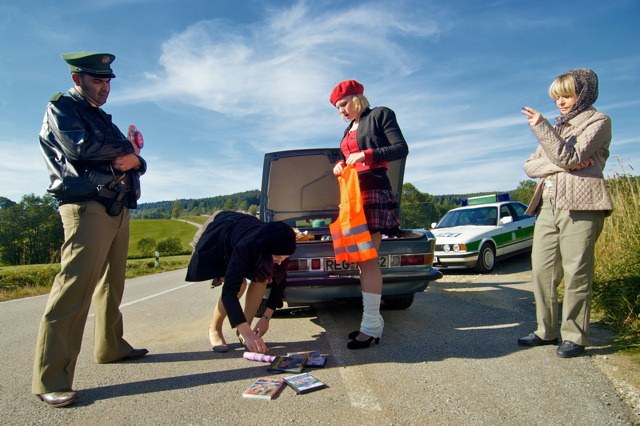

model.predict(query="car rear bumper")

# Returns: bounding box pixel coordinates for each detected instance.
[281,269,443,303]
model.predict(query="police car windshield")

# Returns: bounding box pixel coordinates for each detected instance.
[435,206,498,228]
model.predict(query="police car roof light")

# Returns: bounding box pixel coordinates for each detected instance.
[462,193,510,206]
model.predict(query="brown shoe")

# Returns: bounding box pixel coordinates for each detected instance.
[118,348,149,361]
[37,390,79,407]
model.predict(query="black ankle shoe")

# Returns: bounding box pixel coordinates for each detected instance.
[347,335,380,350]
[517,333,558,347]
[348,330,359,340]
[557,341,585,358]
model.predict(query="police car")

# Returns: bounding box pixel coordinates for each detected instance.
[430,194,535,273]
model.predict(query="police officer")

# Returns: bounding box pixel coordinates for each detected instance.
[33,51,148,407]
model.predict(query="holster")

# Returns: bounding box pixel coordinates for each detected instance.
[97,176,130,216]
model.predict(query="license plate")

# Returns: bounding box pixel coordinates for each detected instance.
[433,256,438,263]
[324,256,387,271]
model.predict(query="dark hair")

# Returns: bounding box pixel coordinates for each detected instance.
[253,251,273,282]
[254,221,297,256]
[252,252,289,284]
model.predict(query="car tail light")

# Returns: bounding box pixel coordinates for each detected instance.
[400,254,430,266]
[287,259,309,271]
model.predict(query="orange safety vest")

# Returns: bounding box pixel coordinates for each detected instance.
[329,166,378,263]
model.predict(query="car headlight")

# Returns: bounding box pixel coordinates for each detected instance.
[443,243,467,252]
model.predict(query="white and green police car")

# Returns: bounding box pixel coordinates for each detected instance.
[430,194,536,273]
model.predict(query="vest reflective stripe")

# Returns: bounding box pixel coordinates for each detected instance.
[330,166,378,263]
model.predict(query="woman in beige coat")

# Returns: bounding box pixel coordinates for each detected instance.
[518,68,612,358]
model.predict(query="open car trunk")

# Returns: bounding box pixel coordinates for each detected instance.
[260,148,405,227]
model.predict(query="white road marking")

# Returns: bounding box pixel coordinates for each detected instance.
[456,322,521,331]
[89,282,196,317]
[319,306,383,411]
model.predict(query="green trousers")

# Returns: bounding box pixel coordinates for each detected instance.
[531,198,605,346]
[32,201,133,394]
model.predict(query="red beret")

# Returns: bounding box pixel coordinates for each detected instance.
[329,79,364,105]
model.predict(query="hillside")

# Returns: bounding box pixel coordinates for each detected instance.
[134,190,260,219]
[132,184,534,222]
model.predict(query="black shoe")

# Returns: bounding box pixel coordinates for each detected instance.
[557,341,585,358]
[119,348,148,361]
[517,333,558,347]
[348,330,359,340]
[37,390,79,407]
[347,335,380,350]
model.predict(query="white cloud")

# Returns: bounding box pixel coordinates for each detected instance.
[0,140,51,201]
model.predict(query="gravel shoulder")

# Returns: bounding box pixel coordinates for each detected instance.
[435,253,640,423]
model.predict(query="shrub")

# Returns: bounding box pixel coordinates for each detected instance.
[156,237,184,256]
[137,237,157,257]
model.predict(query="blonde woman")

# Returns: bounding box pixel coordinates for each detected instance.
[329,80,409,349]
[518,69,612,358]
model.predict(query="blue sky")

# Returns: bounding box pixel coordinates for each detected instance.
[1,0,638,203]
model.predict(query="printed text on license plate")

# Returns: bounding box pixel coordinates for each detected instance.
[324,257,387,271]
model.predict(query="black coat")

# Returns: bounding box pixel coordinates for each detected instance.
[39,88,146,206]
[186,211,286,327]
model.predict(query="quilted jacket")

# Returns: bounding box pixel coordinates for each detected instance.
[523,107,612,215]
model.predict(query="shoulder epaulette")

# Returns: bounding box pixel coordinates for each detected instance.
[49,92,63,102]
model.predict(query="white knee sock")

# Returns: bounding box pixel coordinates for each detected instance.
[360,292,383,338]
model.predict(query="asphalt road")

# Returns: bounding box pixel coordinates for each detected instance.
[1,257,637,425]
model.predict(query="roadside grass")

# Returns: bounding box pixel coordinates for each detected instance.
[0,255,191,302]
[593,171,640,354]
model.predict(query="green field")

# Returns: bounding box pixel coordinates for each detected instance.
[128,218,201,257]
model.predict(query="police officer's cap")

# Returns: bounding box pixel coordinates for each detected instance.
[61,51,116,78]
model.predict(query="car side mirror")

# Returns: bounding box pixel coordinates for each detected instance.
[430,222,437,229]
[499,216,513,225]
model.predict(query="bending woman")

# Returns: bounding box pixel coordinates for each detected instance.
[186,211,297,354]
[329,80,409,349]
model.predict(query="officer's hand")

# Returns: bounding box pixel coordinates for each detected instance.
[112,154,141,172]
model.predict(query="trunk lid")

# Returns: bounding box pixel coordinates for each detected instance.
[260,148,405,224]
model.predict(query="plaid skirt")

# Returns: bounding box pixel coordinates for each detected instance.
[361,188,400,234]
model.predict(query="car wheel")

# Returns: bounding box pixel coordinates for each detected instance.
[475,243,496,273]
[382,294,414,310]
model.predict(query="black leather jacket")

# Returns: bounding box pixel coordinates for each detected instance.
[39,88,146,206]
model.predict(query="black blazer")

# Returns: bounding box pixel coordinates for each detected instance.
[342,107,409,163]
[186,211,286,327]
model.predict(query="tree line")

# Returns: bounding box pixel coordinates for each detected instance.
[0,182,536,266]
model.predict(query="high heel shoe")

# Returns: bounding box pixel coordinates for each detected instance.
[347,335,380,350]
[236,330,246,347]
[348,330,360,340]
